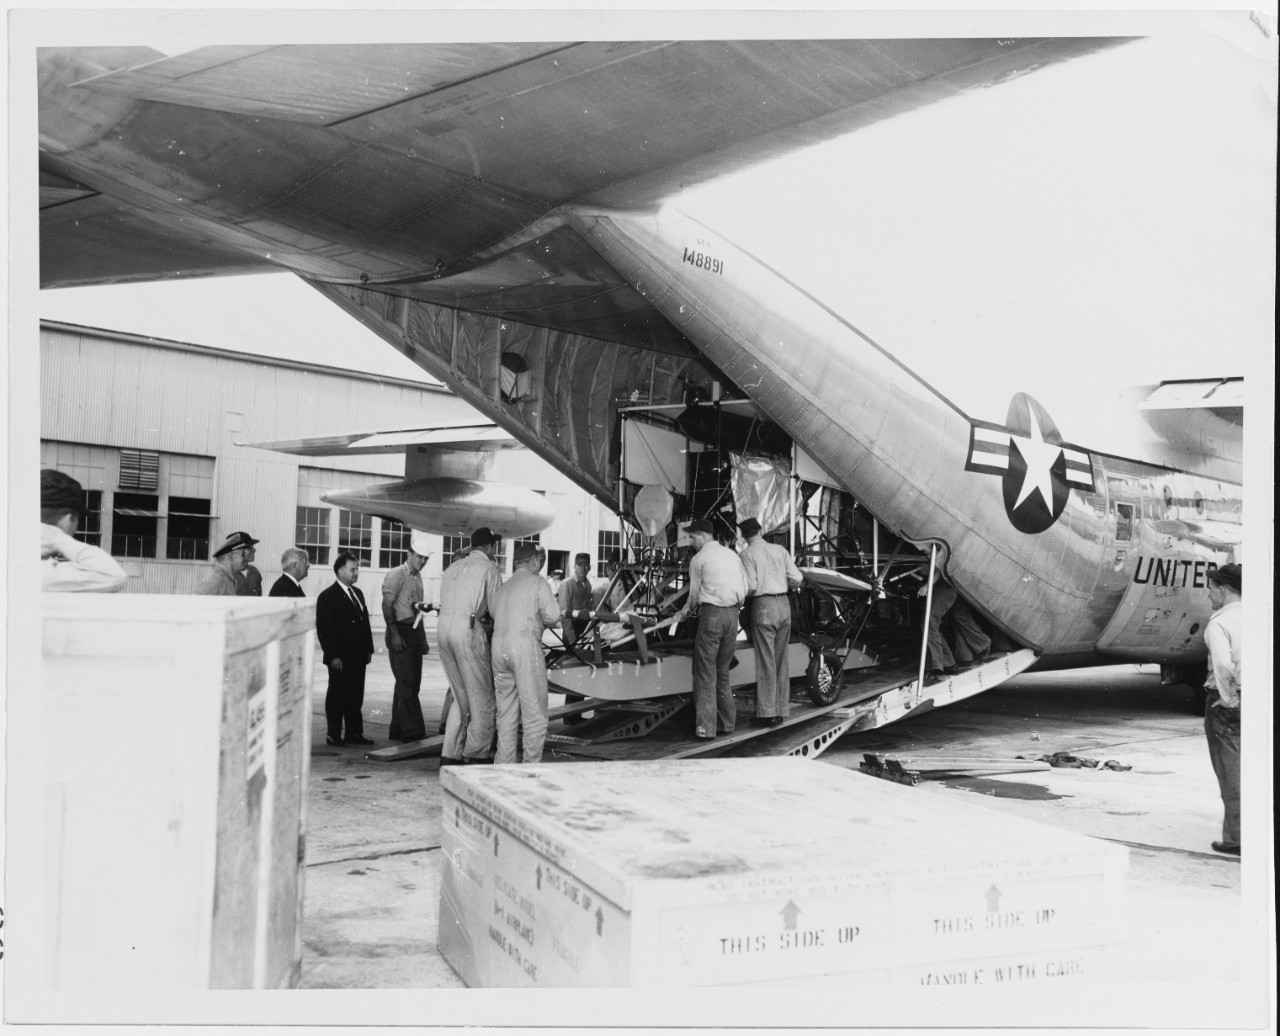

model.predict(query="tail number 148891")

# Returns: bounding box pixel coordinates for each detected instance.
[682,247,723,275]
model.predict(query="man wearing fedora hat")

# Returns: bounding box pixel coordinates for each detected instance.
[195,531,260,595]
[674,518,748,739]
[40,468,127,593]
[437,526,503,764]
[738,516,802,727]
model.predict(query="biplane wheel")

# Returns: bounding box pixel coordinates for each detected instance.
[805,651,843,706]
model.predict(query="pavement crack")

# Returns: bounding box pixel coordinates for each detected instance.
[309,845,442,868]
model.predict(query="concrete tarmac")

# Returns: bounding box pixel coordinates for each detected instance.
[302,648,1250,997]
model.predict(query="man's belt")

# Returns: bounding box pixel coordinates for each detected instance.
[752,592,790,598]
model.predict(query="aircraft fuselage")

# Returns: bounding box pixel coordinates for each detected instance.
[572,205,1241,666]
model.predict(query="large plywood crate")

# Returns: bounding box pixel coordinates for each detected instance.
[439,759,1127,987]
[36,595,315,989]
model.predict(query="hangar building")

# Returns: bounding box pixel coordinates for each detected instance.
[39,320,622,608]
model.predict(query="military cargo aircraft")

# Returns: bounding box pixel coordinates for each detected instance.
[37,33,1258,721]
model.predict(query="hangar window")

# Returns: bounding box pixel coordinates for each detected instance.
[167,497,212,560]
[598,529,624,576]
[546,549,569,578]
[78,490,103,548]
[338,509,373,566]
[296,507,330,566]
[112,492,161,557]
[380,519,412,569]
[442,534,468,568]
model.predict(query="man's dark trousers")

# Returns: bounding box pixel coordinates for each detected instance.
[388,631,427,741]
[1204,692,1241,846]
[693,604,740,736]
[326,662,367,742]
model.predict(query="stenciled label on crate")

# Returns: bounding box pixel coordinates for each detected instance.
[895,873,1115,960]
[649,888,893,985]
[642,858,1118,983]
[898,943,1106,986]
[440,794,630,987]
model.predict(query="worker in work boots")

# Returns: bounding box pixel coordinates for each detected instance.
[738,517,802,726]
[492,543,562,763]
[436,527,503,765]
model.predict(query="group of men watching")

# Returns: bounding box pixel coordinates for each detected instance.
[38,466,1245,852]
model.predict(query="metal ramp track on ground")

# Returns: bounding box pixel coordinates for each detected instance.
[544,697,690,747]
[544,662,922,762]
[719,704,877,760]
[545,649,1037,762]
[857,753,1053,785]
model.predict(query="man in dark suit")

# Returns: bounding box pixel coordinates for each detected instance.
[315,550,375,747]
[269,547,310,598]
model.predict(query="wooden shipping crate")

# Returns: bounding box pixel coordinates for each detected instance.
[36,595,315,989]
[439,759,1127,987]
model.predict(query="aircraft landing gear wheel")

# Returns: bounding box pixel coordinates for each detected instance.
[805,651,843,706]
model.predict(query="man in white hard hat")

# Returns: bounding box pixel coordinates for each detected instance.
[381,530,433,743]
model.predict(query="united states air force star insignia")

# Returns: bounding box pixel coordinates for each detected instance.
[965,392,1096,535]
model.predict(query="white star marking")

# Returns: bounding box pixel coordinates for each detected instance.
[1010,407,1064,511]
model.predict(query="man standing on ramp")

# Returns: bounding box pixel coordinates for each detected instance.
[381,531,431,744]
[738,517,802,727]
[437,527,503,765]
[492,544,562,763]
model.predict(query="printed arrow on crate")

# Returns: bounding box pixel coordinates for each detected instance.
[985,885,1002,912]
[780,901,801,931]
[454,807,460,828]
[494,833,500,857]
[536,865,542,890]
[596,906,604,936]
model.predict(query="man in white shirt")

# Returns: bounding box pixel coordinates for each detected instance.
[381,532,432,743]
[1202,563,1242,856]
[40,469,127,593]
[675,518,748,739]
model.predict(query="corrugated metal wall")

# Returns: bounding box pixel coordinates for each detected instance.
[40,323,603,610]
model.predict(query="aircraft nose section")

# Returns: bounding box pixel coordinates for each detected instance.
[319,487,368,509]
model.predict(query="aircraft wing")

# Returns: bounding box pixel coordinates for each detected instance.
[238,422,516,456]
[40,38,1124,352]
[1136,379,1243,476]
